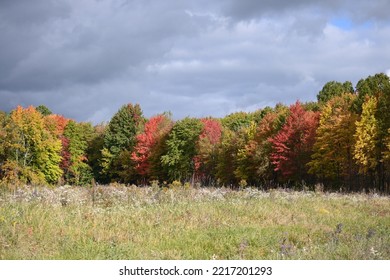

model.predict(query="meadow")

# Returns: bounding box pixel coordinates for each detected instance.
[0,184,389,260]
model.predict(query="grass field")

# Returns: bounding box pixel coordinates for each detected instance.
[0,185,389,260]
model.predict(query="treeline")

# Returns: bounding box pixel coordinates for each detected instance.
[1,73,389,192]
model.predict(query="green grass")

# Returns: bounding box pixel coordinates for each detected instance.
[0,185,389,259]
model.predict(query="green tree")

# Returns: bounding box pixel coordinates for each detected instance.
[86,123,107,183]
[303,101,320,112]
[355,73,390,113]
[215,127,237,185]
[317,81,354,104]
[101,103,144,181]
[221,111,252,132]
[63,121,94,185]
[161,118,203,181]
[36,105,52,116]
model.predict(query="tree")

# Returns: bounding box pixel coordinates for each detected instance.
[354,73,390,190]
[354,96,380,174]
[101,103,144,181]
[44,114,69,137]
[215,127,237,185]
[62,121,94,185]
[308,94,358,189]
[355,73,390,146]
[269,101,319,182]
[131,114,173,180]
[355,73,390,112]
[221,111,253,132]
[103,104,144,155]
[383,129,390,173]
[234,121,257,182]
[36,105,52,116]
[44,114,71,183]
[0,106,62,185]
[86,123,107,183]
[317,81,354,104]
[215,105,289,187]
[193,118,222,183]
[161,118,203,181]
[303,101,320,112]
[0,111,8,160]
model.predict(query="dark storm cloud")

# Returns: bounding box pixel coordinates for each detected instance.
[0,0,207,121]
[0,0,198,92]
[0,0,389,123]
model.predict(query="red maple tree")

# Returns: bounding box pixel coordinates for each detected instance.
[269,101,319,180]
[194,118,222,176]
[45,114,70,137]
[131,115,172,176]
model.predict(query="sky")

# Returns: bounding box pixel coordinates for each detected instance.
[1,0,390,123]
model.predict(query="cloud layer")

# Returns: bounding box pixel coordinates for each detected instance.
[1,0,389,123]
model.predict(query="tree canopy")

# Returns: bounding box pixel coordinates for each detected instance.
[1,73,390,193]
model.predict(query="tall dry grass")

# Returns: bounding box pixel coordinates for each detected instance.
[0,184,389,259]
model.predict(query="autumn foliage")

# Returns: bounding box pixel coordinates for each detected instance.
[1,72,390,192]
[307,94,359,190]
[131,114,172,177]
[193,118,222,179]
[269,101,319,180]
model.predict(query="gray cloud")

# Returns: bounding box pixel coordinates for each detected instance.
[218,0,390,22]
[0,0,198,92]
[1,0,390,123]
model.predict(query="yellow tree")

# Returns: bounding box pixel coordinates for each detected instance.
[215,127,237,185]
[354,96,380,174]
[1,106,62,185]
[234,114,281,185]
[308,93,358,188]
[234,120,257,182]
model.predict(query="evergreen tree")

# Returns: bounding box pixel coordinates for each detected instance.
[101,103,144,181]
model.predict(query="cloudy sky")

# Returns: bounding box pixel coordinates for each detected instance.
[1,0,389,123]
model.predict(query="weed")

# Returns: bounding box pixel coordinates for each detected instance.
[0,186,389,259]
